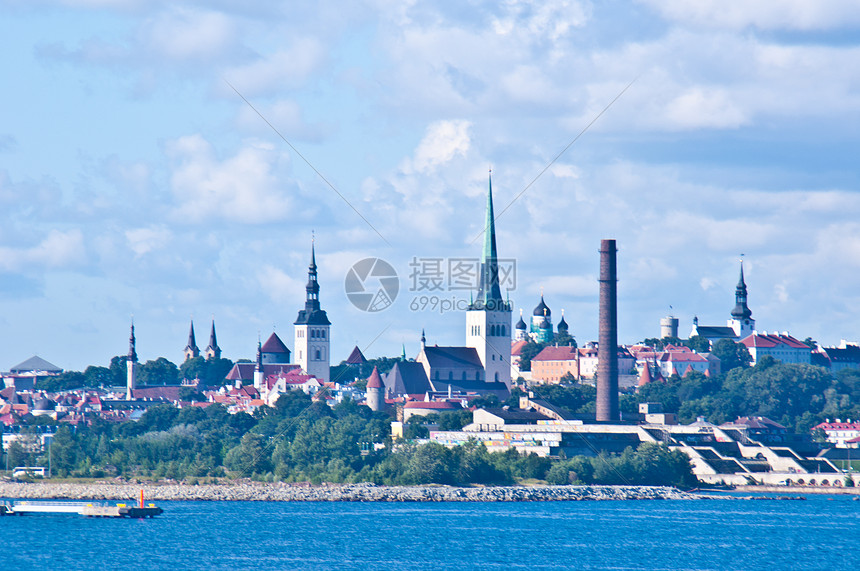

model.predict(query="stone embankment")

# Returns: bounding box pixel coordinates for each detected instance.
[0,482,697,502]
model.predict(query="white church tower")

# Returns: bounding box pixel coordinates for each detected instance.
[126,320,137,400]
[294,240,331,382]
[466,172,512,387]
[728,258,755,339]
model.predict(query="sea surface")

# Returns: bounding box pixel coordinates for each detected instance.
[3,493,858,570]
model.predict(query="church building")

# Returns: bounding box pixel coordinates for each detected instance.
[294,241,331,382]
[409,173,512,395]
[690,259,756,344]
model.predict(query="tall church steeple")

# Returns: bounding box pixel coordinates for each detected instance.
[294,236,331,382]
[473,171,505,309]
[128,320,137,364]
[205,319,221,360]
[253,338,264,390]
[127,319,137,400]
[184,319,200,361]
[728,257,755,338]
[731,260,752,320]
[466,171,512,387]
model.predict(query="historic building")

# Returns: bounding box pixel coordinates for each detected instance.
[400,174,512,396]
[530,294,553,344]
[690,260,756,344]
[294,242,331,382]
[464,173,513,387]
[184,319,221,361]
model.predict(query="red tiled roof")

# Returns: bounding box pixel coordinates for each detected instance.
[532,346,578,362]
[740,333,811,349]
[511,339,529,356]
[345,345,367,365]
[367,366,384,389]
[262,332,290,354]
[815,422,860,430]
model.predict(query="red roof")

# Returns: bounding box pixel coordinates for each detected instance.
[366,366,384,389]
[740,333,811,349]
[511,339,528,357]
[532,346,578,362]
[262,332,290,354]
[814,421,860,430]
[346,346,367,365]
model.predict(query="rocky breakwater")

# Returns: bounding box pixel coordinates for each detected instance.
[0,481,697,502]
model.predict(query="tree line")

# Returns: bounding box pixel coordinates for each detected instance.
[10,390,693,488]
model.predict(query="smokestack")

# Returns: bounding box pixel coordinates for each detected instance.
[597,239,619,421]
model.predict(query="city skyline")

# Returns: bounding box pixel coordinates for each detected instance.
[2,2,860,370]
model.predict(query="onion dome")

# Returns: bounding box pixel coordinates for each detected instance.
[516,309,527,330]
[533,295,551,317]
[557,310,569,333]
[539,319,552,330]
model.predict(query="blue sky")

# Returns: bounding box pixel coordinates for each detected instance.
[3,0,860,371]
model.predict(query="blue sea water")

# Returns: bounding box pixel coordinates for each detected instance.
[2,494,858,570]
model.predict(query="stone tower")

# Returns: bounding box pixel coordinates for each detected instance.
[126,320,138,400]
[294,240,331,382]
[204,319,221,360]
[366,366,384,412]
[184,319,200,361]
[465,172,512,387]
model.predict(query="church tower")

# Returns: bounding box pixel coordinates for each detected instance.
[204,319,221,360]
[728,258,755,338]
[253,339,264,391]
[294,240,331,382]
[514,309,528,341]
[466,172,512,387]
[530,293,553,343]
[184,319,200,361]
[126,320,138,400]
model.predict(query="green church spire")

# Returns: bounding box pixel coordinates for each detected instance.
[474,171,505,308]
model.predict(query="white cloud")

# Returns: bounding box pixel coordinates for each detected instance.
[256,264,304,305]
[140,7,236,60]
[402,120,472,174]
[492,0,590,41]
[0,229,86,272]
[235,99,327,142]
[125,226,173,257]
[639,0,860,30]
[224,38,326,96]
[663,87,749,130]
[166,134,293,224]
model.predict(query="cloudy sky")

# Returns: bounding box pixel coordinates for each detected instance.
[2,0,860,372]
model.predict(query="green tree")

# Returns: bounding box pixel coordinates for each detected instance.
[225,432,271,475]
[83,366,113,388]
[109,355,128,386]
[138,357,180,386]
[553,331,577,347]
[518,341,547,372]
[7,440,28,469]
[37,371,85,392]
[712,339,751,372]
[685,335,711,353]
